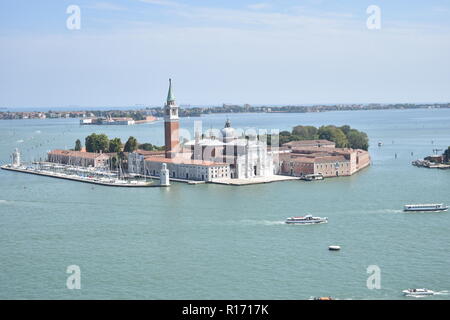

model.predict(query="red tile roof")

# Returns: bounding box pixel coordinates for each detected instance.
[48,149,109,159]
[135,149,166,156]
[283,140,335,147]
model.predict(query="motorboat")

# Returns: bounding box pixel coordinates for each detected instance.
[302,174,324,181]
[328,245,341,251]
[285,215,328,225]
[402,288,434,296]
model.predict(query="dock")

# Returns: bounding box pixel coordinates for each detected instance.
[132,174,206,185]
[1,164,303,187]
[1,165,162,188]
[412,160,450,169]
[210,175,301,186]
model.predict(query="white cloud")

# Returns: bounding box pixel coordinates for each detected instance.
[138,0,181,7]
[85,2,127,11]
[247,3,271,10]
[432,6,450,13]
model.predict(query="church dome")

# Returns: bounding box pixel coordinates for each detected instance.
[221,119,236,142]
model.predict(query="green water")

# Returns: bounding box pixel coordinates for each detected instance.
[0,109,449,299]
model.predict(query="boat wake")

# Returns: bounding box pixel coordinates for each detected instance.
[369,209,403,214]
[404,290,448,298]
[239,220,285,226]
[404,294,430,298]
[0,200,10,204]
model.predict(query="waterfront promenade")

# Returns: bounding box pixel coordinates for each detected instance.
[211,175,301,186]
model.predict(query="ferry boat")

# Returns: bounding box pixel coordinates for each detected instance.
[402,288,434,296]
[403,204,448,212]
[285,215,328,225]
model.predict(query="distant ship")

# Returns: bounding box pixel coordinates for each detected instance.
[285,215,328,225]
[403,204,448,212]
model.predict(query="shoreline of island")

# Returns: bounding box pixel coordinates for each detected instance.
[1,102,449,121]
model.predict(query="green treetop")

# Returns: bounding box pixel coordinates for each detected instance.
[124,136,138,152]
[85,133,110,153]
[74,139,82,151]
[109,138,122,153]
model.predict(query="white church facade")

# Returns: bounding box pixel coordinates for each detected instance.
[127,79,275,182]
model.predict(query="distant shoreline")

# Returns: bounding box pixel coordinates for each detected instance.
[1,103,449,120]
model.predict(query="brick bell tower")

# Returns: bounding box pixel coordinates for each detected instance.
[164,78,179,158]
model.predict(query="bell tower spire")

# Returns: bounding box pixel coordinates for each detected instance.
[164,78,180,158]
[167,78,175,103]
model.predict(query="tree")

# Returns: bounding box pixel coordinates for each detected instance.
[292,125,318,140]
[124,136,138,152]
[131,112,145,121]
[339,125,351,135]
[318,126,349,148]
[74,139,82,151]
[444,146,450,162]
[347,129,369,150]
[85,134,97,152]
[109,138,122,153]
[139,143,154,151]
[85,133,109,153]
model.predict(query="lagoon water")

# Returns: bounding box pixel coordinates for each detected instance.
[0,109,449,299]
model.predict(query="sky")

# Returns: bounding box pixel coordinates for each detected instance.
[1,0,450,108]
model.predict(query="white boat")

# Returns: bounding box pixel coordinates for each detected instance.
[328,245,341,251]
[285,215,328,225]
[402,288,434,296]
[303,174,324,181]
[404,204,448,212]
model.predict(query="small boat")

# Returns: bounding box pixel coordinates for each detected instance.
[285,215,328,225]
[328,245,341,251]
[402,288,434,296]
[404,204,448,212]
[313,296,334,300]
[303,174,324,181]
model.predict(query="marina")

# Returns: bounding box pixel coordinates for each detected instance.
[0,164,157,187]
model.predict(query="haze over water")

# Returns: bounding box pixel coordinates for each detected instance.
[0,108,449,299]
